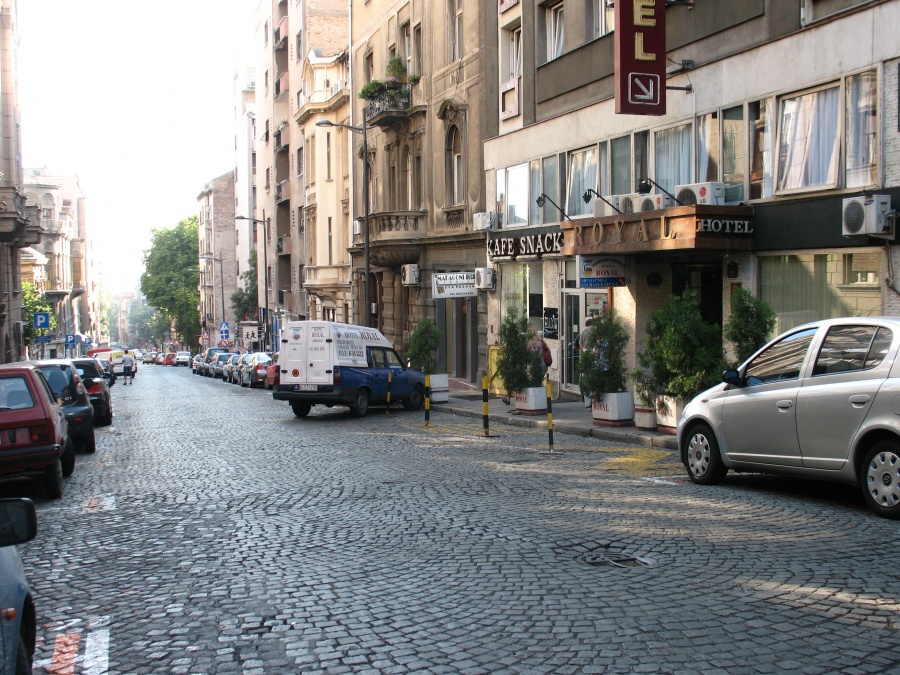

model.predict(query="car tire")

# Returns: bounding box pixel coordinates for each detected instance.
[44,458,63,499]
[62,436,76,477]
[241,374,248,387]
[403,385,425,411]
[81,429,97,454]
[15,635,31,675]
[351,389,370,418]
[683,422,727,485]
[861,440,900,519]
[264,380,272,390]
[291,402,311,418]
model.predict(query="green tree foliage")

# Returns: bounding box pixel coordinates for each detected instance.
[406,318,442,374]
[580,309,629,397]
[140,216,200,343]
[496,306,543,394]
[150,311,172,347]
[723,288,777,365]
[635,290,725,401]
[128,300,157,346]
[107,303,120,343]
[21,282,57,347]
[231,256,258,322]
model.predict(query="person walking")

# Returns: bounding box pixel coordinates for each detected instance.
[122,349,135,385]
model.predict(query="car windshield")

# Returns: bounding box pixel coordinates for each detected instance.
[74,362,102,379]
[37,365,72,396]
[0,375,35,410]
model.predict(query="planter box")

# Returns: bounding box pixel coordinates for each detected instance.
[515,386,547,415]
[655,396,684,434]
[591,392,634,427]
[634,406,657,431]
[429,373,449,403]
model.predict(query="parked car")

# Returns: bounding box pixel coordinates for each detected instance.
[680,317,900,519]
[95,356,117,386]
[155,353,165,365]
[71,357,113,426]
[33,359,96,458]
[209,353,235,380]
[0,363,68,496]
[240,352,273,388]
[264,353,280,390]
[229,353,252,383]
[221,354,240,383]
[174,351,192,367]
[191,354,204,374]
[143,351,157,365]
[201,347,228,376]
[0,498,38,674]
[161,353,175,366]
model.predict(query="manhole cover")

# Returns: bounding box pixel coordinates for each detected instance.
[576,552,653,568]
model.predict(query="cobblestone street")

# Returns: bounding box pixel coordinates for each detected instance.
[6,365,900,674]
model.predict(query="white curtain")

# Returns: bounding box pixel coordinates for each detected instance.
[548,5,564,59]
[845,71,877,189]
[654,124,692,193]
[777,86,839,191]
[696,113,719,183]
[566,147,597,218]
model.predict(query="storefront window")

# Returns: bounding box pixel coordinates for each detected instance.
[500,262,544,332]
[760,253,881,334]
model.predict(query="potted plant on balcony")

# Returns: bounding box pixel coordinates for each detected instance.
[496,306,546,414]
[580,309,633,426]
[385,56,407,84]
[406,318,449,403]
[408,74,421,86]
[636,290,725,433]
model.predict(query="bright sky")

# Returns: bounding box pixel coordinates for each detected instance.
[18,0,254,295]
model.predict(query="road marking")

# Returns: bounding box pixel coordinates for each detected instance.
[83,626,110,675]
[49,632,80,675]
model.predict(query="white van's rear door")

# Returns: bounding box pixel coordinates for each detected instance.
[306,322,332,384]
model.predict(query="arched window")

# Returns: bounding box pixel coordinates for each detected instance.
[446,126,463,205]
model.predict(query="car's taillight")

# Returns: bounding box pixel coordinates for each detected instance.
[87,383,102,395]
[31,425,52,443]
[333,368,341,386]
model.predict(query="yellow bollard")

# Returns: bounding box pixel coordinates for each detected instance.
[424,373,431,426]
[386,370,393,416]
[482,371,489,436]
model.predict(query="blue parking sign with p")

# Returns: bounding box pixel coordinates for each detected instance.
[33,312,50,329]
[66,334,76,345]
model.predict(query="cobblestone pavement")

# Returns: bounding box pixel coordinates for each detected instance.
[6,365,900,674]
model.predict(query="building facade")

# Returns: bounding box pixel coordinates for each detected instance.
[482,0,900,399]
[197,172,237,348]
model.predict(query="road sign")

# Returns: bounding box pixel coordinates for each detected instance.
[33,312,50,329]
[615,0,666,116]
[35,335,51,344]
[84,337,92,346]
[202,330,210,340]
[243,326,258,341]
[219,321,230,338]
[65,334,76,345]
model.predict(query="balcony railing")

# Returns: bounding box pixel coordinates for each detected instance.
[274,124,289,152]
[275,181,290,203]
[277,234,291,255]
[274,70,289,98]
[357,210,428,243]
[273,15,288,48]
[444,205,466,230]
[363,84,412,126]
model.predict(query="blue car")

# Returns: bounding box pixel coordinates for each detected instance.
[0,498,37,675]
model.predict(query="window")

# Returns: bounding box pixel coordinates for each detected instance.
[610,131,648,195]
[749,99,773,199]
[546,3,564,61]
[745,328,817,385]
[722,106,746,202]
[296,31,303,60]
[364,52,374,82]
[845,70,877,188]
[653,123,692,194]
[327,217,333,266]
[326,132,331,181]
[506,26,522,80]
[297,146,304,181]
[401,23,412,75]
[447,126,463,205]
[566,146,598,218]
[529,160,541,224]
[450,0,463,62]
[308,134,316,183]
[542,156,559,224]
[413,25,422,75]
[594,0,614,39]
[402,148,412,210]
[500,262,544,335]
[812,325,890,376]
[777,84,840,192]
[504,163,529,226]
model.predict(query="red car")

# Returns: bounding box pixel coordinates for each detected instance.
[0,363,70,498]
[264,354,280,390]
[163,353,176,366]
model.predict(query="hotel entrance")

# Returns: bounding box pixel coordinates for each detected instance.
[561,289,608,396]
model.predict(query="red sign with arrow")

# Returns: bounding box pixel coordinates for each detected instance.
[615,0,666,116]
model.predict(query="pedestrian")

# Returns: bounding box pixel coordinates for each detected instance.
[122,349,135,385]
[528,328,551,379]
[579,317,596,408]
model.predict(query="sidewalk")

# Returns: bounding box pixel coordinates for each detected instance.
[432,378,678,450]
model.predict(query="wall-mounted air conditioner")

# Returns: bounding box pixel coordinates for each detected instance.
[842,195,894,239]
[638,193,676,211]
[353,219,362,235]
[616,193,643,214]
[474,267,494,290]
[593,195,621,218]
[473,211,496,231]
[674,182,725,206]
[401,264,420,286]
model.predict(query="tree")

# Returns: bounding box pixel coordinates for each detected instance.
[140,216,200,343]
[107,303,120,343]
[231,256,258,322]
[21,282,57,348]
[129,300,157,346]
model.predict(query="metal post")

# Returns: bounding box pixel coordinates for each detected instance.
[263,212,270,351]
[361,116,371,328]
[482,371,490,437]
[217,256,225,345]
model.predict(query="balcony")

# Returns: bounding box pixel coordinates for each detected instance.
[277,234,291,255]
[273,15,288,49]
[355,210,427,244]
[275,181,290,203]
[363,84,412,127]
[274,70,289,99]
[274,124,289,152]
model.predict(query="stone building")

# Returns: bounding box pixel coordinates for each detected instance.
[197,172,236,348]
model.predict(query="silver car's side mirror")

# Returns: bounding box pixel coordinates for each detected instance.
[722,369,742,386]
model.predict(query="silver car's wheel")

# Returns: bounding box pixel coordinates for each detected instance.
[862,441,900,519]
[683,423,726,485]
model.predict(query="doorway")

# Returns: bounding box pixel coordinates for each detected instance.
[671,263,723,326]
[561,289,608,395]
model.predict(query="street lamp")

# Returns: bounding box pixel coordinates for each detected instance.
[235,214,271,349]
[316,118,371,327]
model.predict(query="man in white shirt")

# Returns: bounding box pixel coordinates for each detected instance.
[122,350,135,385]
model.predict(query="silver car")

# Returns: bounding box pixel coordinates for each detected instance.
[679,317,900,519]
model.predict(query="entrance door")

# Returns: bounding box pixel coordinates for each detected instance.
[672,264,723,326]
[561,290,609,394]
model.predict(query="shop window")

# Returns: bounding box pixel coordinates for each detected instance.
[500,262,544,334]
[653,123,692,194]
[566,146,598,218]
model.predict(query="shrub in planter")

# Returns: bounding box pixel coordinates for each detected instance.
[406,318,442,375]
[580,309,633,425]
[723,287,776,365]
[385,56,407,82]
[496,306,543,397]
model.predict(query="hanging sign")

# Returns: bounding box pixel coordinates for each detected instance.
[543,308,559,340]
[615,0,666,116]
[579,256,627,287]
[433,272,477,298]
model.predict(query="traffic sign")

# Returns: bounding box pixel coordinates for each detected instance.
[243,326,258,341]
[35,335,51,344]
[219,321,230,338]
[65,334,76,345]
[84,337,92,346]
[33,312,50,329]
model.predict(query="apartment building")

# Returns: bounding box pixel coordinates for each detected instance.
[0,0,39,362]
[197,172,237,348]
[234,66,257,284]
[482,0,900,398]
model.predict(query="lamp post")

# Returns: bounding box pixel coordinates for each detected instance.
[235,214,271,349]
[316,117,371,327]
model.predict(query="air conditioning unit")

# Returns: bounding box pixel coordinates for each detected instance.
[617,193,643,214]
[593,195,621,218]
[401,264,420,286]
[353,219,362,235]
[638,193,676,211]
[474,267,495,289]
[843,195,894,239]
[674,182,725,206]
[473,211,496,231]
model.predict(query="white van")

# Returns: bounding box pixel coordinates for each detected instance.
[273,321,426,417]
